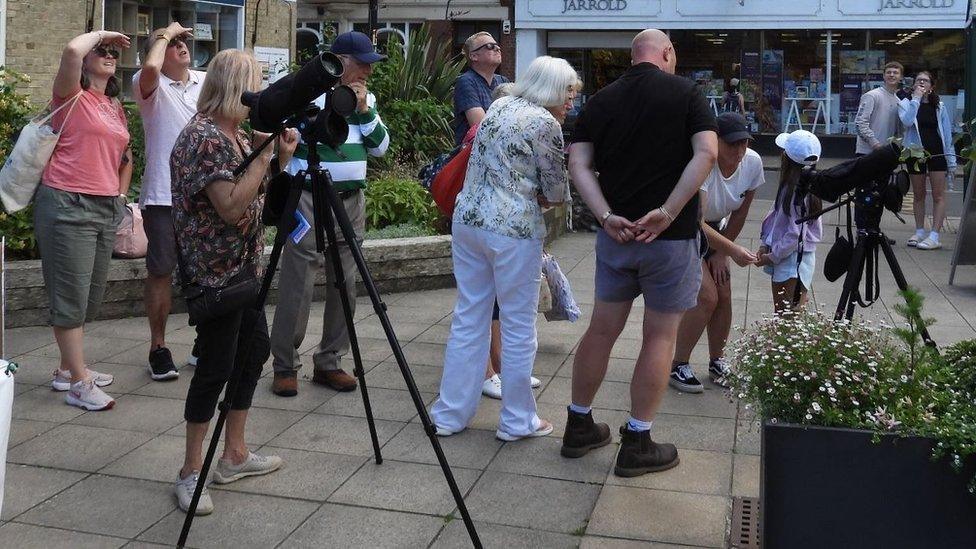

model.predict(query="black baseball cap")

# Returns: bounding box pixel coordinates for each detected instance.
[330,31,387,64]
[716,112,752,143]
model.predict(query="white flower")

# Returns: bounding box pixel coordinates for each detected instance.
[812,402,822,413]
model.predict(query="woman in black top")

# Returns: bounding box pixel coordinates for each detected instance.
[898,71,956,250]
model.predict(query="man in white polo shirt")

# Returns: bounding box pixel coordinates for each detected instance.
[133,22,205,382]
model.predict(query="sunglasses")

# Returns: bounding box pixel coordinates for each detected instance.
[92,47,120,60]
[471,42,501,53]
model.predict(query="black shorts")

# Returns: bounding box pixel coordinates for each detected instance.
[907,155,948,175]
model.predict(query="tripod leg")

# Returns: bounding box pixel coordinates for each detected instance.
[311,182,383,464]
[878,235,937,347]
[313,167,482,548]
[836,236,869,322]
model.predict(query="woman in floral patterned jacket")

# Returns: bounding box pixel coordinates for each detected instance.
[169,49,297,516]
[431,56,580,441]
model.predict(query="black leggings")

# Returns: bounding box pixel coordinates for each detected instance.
[184,308,270,423]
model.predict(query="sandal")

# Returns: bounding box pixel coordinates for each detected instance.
[496,419,554,441]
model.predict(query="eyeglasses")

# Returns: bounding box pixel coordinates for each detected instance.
[471,42,501,53]
[92,47,120,60]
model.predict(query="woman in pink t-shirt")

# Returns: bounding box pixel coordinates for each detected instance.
[33,30,133,411]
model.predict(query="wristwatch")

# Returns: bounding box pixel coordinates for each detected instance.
[600,210,613,226]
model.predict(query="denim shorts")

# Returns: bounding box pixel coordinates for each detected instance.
[763,250,816,290]
[594,231,702,312]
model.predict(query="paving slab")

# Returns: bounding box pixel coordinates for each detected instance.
[164,406,307,447]
[381,423,504,469]
[69,394,185,434]
[137,491,318,548]
[433,520,580,548]
[98,435,187,483]
[268,413,404,456]
[1,465,87,520]
[18,475,175,539]
[731,453,760,498]
[329,460,481,516]
[650,414,735,454]
[218,446,366,501]
[605,449,732,497]
[6,418,58,449]
[587,485,729,547]
[0,522,126,549]
[580,537,701,548]
[313,385,435,423]
[465,471,602,534]
[7,424,152,472]
[488,435,616,484]
[284,503,444,548]
[11,386,87,423]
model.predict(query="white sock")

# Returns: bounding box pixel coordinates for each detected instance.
[569,403,591,415]
[626,416,652,432]
[929,231,940,242]
[915,228,927,237]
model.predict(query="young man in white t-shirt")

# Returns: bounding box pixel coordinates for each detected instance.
[133,22,205,381]
[670,112,764,393]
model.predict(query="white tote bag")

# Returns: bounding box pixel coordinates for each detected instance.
[0,362,12,519]
[0,91,83,213]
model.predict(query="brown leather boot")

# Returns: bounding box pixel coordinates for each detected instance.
[614,426,679,477]
[272,373,298,397]
[312,369,357,392]
[560,407,611,458]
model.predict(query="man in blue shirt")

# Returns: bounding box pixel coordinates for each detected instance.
[453,31,508,145]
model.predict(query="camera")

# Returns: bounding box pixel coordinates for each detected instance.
[241,51,357,147]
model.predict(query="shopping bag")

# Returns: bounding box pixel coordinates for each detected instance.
[538,272,552,314]
[0,363,13,518]
[113,203,149,259]
[542,252,581,322]
[0,91,83,213]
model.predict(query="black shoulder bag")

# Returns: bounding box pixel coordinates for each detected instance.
[178,239,260,327]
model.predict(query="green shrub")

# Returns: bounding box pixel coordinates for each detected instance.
[0,67,38,258]
[370,24,464,167]
[123,103,145,201]
[365,222,436,240]
[364,175,439,232]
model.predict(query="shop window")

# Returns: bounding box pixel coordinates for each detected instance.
[104,0,243,101]
[454,21,503,55]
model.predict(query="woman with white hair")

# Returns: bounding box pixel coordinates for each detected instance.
[431,56,580,441]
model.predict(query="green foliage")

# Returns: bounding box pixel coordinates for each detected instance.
[370,24,464,166]
[365,222,436,240]
[0,67,38,258]
[378,99,453,166]
[729,290,976,494]
[371,24,465,105]
[123,103,145,202]
[364,175,439,232]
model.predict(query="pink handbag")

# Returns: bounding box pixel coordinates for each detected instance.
[113,203,148,259]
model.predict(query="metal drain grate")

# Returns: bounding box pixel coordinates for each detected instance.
[730,496,760,548]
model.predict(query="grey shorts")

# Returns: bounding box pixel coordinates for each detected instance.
[594,231,703,312]
[143,206,178,277]
[33,185,124,328]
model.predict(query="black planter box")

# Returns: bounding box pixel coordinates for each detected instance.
[761,422,976,549]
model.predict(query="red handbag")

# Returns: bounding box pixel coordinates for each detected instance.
[430,123,479,217]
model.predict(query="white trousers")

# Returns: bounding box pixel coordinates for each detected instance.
[430,224,544,437]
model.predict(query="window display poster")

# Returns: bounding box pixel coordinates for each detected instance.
[254,46,290,87]
[840,73,864,113]
[740,51,761,103]
[840,50,886,75]
[762,50,784,131]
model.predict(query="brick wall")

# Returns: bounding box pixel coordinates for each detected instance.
[3,0,294,103]
[498,0,516,80]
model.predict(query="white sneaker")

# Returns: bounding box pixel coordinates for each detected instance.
[52,368,113,392]
[496,420,554,442]
[916,237,942,250]
[64,378,115,411]
[482,373,542,400]
[482,374,502,399]
[907,233,923,247]
[212,451,283,484]
[175,471,214,515]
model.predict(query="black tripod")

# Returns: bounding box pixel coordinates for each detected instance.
[802,187,934,346]
[177,131,482,547]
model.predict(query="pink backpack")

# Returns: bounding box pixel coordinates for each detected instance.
[113,203,148,259]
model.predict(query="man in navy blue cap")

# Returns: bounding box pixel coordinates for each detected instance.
[270,31,390,397]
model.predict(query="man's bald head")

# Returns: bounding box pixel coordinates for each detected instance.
[632,29,677,74]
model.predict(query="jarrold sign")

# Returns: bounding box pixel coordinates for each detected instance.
[882,0,954,7]
[562,0,627,13]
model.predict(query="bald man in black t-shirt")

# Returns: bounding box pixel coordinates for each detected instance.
[560,29,718,477]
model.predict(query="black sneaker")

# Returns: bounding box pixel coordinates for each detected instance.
[148,347,179,381]
[669,362,703,393]
[614,426,679,477]
[560,407,612,458]
[708,357,731,388]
